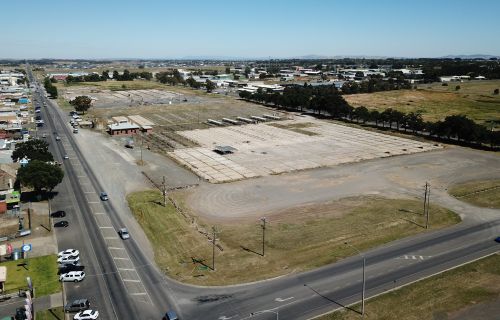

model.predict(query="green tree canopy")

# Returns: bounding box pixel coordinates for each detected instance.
[16,160,64,192]
[12,139,53,162]
[206,80,216,93]
[70,95,92,114]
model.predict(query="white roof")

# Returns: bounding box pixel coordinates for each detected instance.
[108,122,140,130]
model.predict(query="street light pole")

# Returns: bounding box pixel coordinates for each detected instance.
[260,217,266,256]
[345,242,365,318]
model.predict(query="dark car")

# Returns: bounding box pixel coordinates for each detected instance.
[15,307,26,320]
[495,236,500,243]
[58,264,85,275]
[64,298,90,313]
[54,220,69,228]
[51,210,66,218]
[99,192,108,201]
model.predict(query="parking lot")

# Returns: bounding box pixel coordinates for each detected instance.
[170,117,442,183]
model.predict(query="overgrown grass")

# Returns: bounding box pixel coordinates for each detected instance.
[344,80,500,124]
[319,253,500,320]
[449,179,500,208]
[35,307,64,320]
[128,191,460,285]
[2,255,60,296]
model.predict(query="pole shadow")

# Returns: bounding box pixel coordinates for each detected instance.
[303,283,361,315]
[191,257,213,271]
[49,308,62,320]
[240,245,263,256]
[401,218,425,228]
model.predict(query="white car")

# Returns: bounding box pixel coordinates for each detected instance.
[118,228,130,240]
[59,271,85,282]
[58,249,79,258]
[74,310,99,320]
[57,255,80,265]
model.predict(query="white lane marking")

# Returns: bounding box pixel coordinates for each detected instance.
[130,292,148,296]
[109,247,125,250]
[113,257,129,260]
[99,226,113,229]
[275,297,294,302]
[94,212,105,215]
[123,279,140,282]
[105,237,119,240]
[118,268,135,271]
[83,191,94,194]
[87,201,99,204]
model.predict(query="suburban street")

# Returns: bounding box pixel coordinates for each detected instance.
[24,69,499,320]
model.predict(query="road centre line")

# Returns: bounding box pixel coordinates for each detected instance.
[109,247,125,250]
[118,268,135,271]
[122,279,141,282]
[113,257,129,260]
[130,292,147,296]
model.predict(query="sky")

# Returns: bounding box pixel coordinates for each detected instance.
[2,0,500,59]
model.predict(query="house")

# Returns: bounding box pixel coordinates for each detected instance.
[107,116,140,136]
[126,115,154,134]
[0,164,19,214]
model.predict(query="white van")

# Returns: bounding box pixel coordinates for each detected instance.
[59,271,85,282]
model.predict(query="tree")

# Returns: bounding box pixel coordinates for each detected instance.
[455,85,461,91]
[494,88,499,95]
[16,160,64,193]
[244,66,251,78]
[12,139,53,162]
[206,80,216,93]
[70,96,92,114]
[225,67,231,74]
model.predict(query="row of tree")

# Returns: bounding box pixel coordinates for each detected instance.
[12,140,64,193]
[341,78,412,94]
[43,77,58,98]
[239,85,500,148]
[65,70,153,83]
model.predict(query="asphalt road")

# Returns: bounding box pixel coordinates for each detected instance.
[24,68,500,320]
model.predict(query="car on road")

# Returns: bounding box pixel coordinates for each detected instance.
[74,309,99,320]
[118,228,130,240]
[54,220,69,228]
[165,311,179,320]
[42,133,47,138]
[58,249,79,258]
[58,264,85,275]
[57,255,80,265]
[64,155,69,159]
[73,128,79,133]
[64,298,90,313]
[99,192,108,201]
[495,236,500,243]
[59,271,85,282]
[51,210,66,218]
[56,136,61,141]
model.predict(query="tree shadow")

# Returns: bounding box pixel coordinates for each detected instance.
[21,190,59,202]
[303,283,361,315]
[240,245,263,256]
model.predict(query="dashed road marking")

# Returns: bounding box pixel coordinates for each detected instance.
[105,237,119,240]
[119,268,136,271]
[130,292,147,296]
[113,257,129,260]
[99,226,113,229]
[109,247,125,250]
[123,279,141,283]
[94,212,105,215]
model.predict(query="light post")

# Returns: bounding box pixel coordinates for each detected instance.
[260,217,267,256]
[250,310,278,320]
[345,242,365,318]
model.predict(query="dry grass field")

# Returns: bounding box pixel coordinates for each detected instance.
[449,179,500,208]
[128,190,459,285]
[344,80,500,124]
[320,254,500,320]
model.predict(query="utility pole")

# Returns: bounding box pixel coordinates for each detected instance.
[48,197,52,232]
[28,201,32,230]
[345,242,365,318]
[162,176,167,207]
[425,184,431,229]
[212,226,217,271]
[140,133,144,165]
[423,182,428,217]
[260,217,267,256]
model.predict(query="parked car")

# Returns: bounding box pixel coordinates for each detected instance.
[57,255,80,265]
[51,210,66,218]
[165,311,179,320]
[99,192,108,201]
[58,249,79,258]
[58,264,85,275]
[495,236,500,243]
[55,136,61,141]
[64,298,90,313]
[64,155,69,159]
[59,271,85,282]
[118,228,130,240]
[74,309,99,320]
[54,220,69,228]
